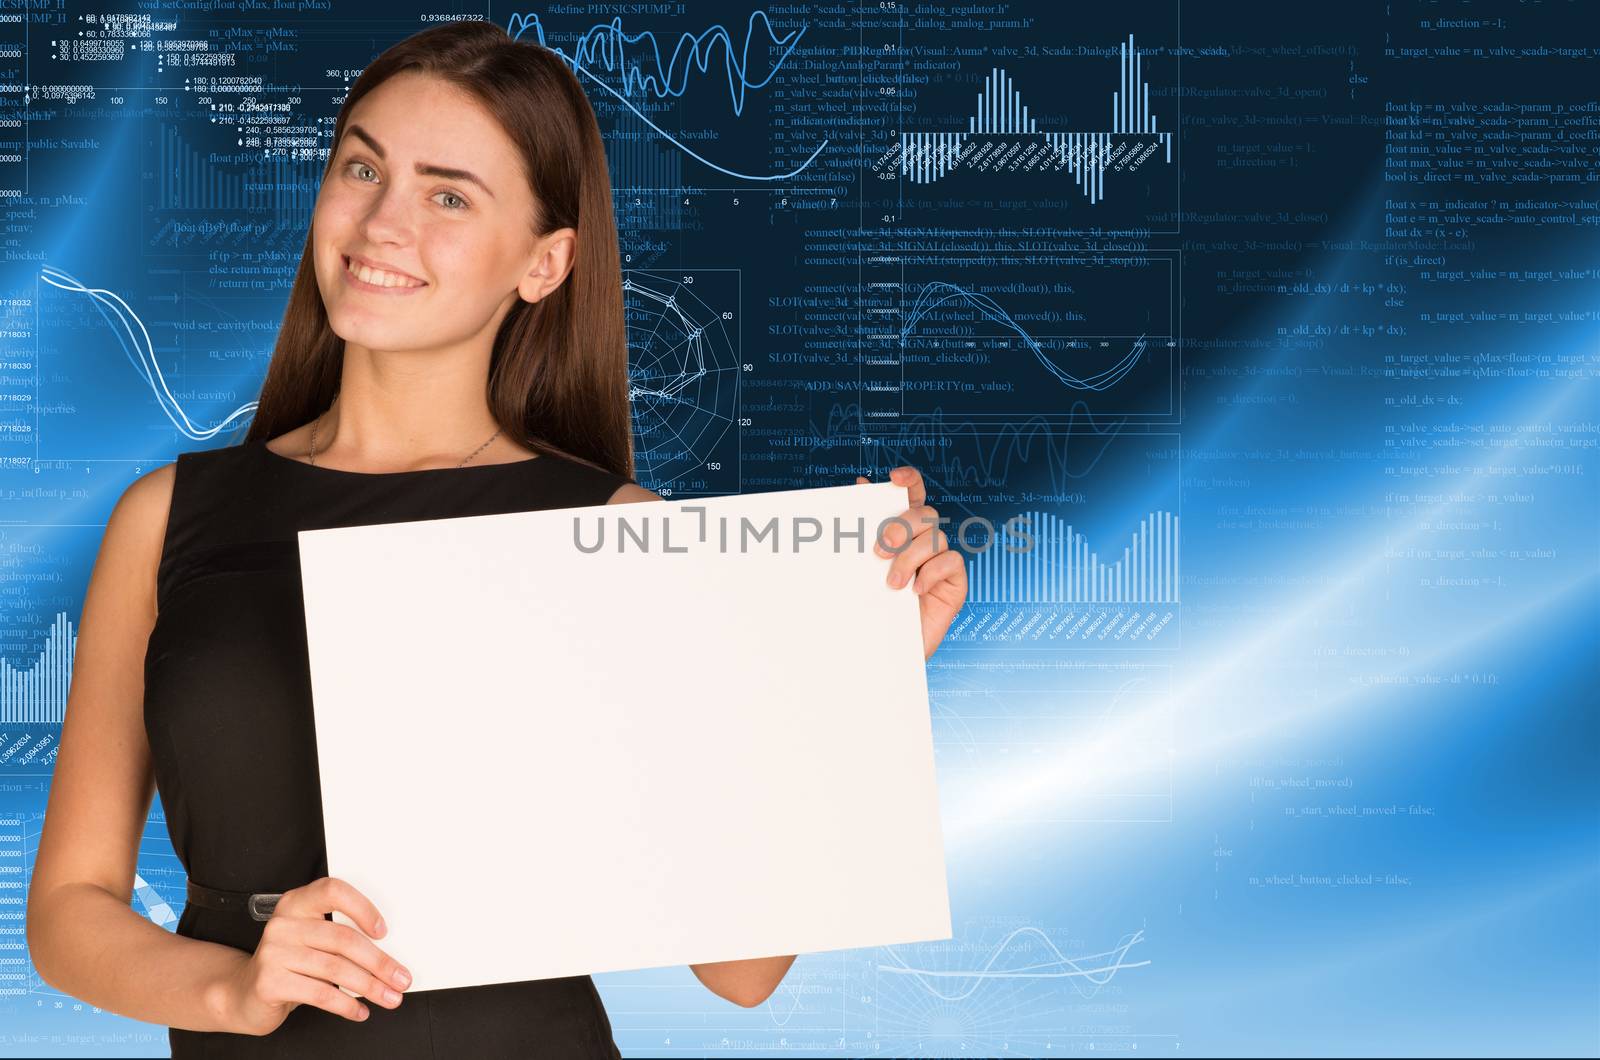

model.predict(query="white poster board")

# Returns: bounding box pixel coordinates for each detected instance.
[297,480,951,992]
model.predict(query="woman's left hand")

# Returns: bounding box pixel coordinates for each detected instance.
[856,466,968,660]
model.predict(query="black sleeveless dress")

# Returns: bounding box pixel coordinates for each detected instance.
[143,439,633,1058]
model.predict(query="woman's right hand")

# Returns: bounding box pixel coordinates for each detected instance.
[218,876,413,1036]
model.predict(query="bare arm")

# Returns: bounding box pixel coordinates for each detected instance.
[606,481,798,1007]
[25,462,252,1031]
[687,954,799,1009]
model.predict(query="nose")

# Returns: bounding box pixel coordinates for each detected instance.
[357,183,419,247]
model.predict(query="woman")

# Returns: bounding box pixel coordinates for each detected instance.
[24,21,968,1058]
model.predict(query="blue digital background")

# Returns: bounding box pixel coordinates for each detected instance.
[2,1,1596,1055]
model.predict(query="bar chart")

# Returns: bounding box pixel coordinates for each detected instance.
[968,509,1179,605]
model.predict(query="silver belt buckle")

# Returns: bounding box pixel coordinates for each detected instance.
[247,893,283,921]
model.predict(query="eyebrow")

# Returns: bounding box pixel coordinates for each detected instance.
[343,124,497,200]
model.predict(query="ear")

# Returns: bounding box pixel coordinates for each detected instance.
[518,227,577,304]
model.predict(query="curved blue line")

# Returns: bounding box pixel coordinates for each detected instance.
[512,12,804,116]
[508,10,828,181]
[570,61,828,182]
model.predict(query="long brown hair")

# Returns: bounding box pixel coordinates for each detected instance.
[244,21,632,479]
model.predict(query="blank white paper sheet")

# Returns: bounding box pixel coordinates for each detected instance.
[296,480,951,992]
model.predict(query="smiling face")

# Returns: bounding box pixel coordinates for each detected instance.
[312,70,568,354]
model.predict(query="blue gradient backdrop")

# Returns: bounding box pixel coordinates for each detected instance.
[2,1,1596,1056]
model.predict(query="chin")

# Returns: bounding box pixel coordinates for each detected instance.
[327,318,408,350]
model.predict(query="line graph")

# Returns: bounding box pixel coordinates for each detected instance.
[877,925,1150,1001]
[509,10,828,182]
[899,282,1148,392]
[37,264,259,444]
[856,251,1178,425]
[864,918,1157,1055]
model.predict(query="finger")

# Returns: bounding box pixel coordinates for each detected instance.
[275,973,372,1023]
[300,919,411,992]
[912,548,967,596]
[855,475,868,484]
[876,505,941,557]
[280,877,386,940]
[289,949,404,1009]
[889,466,926,508]
[886,522,944,589]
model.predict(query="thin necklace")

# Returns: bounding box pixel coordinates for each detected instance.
[309,403,503,469]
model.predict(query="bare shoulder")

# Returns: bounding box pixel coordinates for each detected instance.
[116,464,176,563]
[122,459,177,512]
[117,461,176,544]
[606,482,664,505]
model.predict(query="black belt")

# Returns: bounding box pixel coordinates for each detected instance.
[186,879,284,922]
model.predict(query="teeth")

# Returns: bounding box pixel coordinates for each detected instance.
[346,257,423,288]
